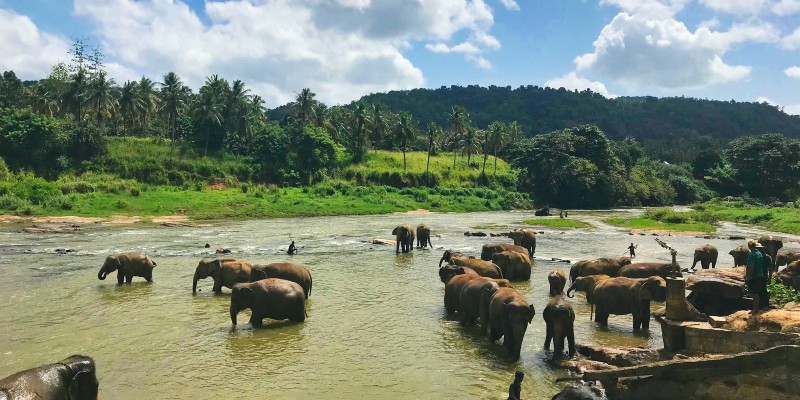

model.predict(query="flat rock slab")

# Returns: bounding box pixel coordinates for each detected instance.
[686,267,746,299]
[723,303,800,334]
[371,239,396,246]
[576,344,661,368]
[22,224,82,234]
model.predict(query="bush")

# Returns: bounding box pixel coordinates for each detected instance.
[768,278,800,307]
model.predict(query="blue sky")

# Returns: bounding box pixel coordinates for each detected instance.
[1,0,799,113]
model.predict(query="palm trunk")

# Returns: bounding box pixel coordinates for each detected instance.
[403,148,407,171]
[204,125,210,157]
[426,141,432,174]
[453,149,457,168]
[493,149,498,176]
[482,153,488,175]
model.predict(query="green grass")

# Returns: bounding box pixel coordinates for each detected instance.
[522,218,591,228]
[694,202,800,235]
[471,224,509,230]
[604,217,716,233]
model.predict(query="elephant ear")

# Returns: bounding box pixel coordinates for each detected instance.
[210,259,222,274]
[639,280,655,301]
[251,268,268,282]
[392,227,400,235]
[68,369,97,400]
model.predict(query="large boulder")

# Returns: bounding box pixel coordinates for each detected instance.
[777,260,800,292]
[776,246,800,268]
[686,267,747,299]
[722,303,800,334]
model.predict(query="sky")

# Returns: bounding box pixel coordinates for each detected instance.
[1,0,799,113]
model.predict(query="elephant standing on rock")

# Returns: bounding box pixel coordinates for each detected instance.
[569,257,631,282]
[567,275,611,319]
[491,251,531,281]
[759,235,784,274]
[251,263,312,299]
[691,244,718,270]
[193,259,252,293]
[97,252,157,284]
[230,279,306,326]
[0,355,98,400]
[393,224,415,253]
[543,296,576,361]
[592,276,667,331]
[729,245,750,267]
[488,287,535,362]
[444,273,482,313]
[458,277,512,326]
[620,262,680,279]
[481,243,528,261]
[548,269,567,296]
[508,228,536,257]
[416,224,433,248]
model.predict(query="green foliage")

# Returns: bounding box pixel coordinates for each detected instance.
[720,133,800,200]
[768,278,800,308]
[522,218,591,228]
[0,157,10,181]
[0,108,65,177]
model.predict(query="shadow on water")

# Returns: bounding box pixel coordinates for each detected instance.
[394,253,414,268]
[96,282,155,303]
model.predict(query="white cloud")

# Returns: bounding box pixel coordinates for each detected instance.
[498,0,520,11]
[773,0,800,15]
[781,27,800,49]
[699,0,768,14]
[574,12,778,89]
[72,0,507,106]
[0,8,70,79]
[786,66,800,79]
[756,96,800,115]
[599,0,690,18]
[544,72,612,97]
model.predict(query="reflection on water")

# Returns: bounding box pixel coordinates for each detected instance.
[0,210,794,399]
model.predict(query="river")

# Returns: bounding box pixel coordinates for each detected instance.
[0,210,792,399]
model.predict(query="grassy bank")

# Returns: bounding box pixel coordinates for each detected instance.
[605,208,717,233]
[523,218,591,229]
[694,201,800,236]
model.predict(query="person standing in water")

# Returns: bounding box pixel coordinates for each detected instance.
[508,371,524,400]
[627,243,637,258]
[288,241,298,255]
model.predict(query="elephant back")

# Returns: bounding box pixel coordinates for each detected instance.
[619,263,675,279]
[251,263,312,298]
[480,243,528,261]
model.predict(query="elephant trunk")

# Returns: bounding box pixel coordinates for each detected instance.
[192,271,200,293]
[566,283,576,298]
[438,256,446,268]
[230,305,238,325]
[97,269,107,280]
[510,324,526,362]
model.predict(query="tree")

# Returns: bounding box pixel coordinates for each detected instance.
[292,88,317,128]
[159,72,190,155]
[426,122,442,174]
[462,126,479,166]
[448,106,468,167]
[62,69,88,123]
[86,71,117,126]
[394,111,416,171]
[724,133,800,200]
[370,103,388,152]
[192,89,223,156]
[488,121,506,175]
[350,101,370,163]
[0,71,24,109]
[118,81,141,135]
[136,77,159,132]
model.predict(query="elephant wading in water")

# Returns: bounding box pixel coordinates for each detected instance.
[459,277,512,326]
[193,259,252,294]
[619,262,680,279]
[444,273,482,313]
[393,224,415,253]
[0,355,98,400]
[488,287,536,362]
[691,244,718,270]
[548,269,567,296]
[566,275,611,319]
[481,243,528,261]
[592,276,667,331]
[439,265,478,284]
[491,250,532,281]
[230,279,306,326]
[543,296,576,361]
[416,224,433,248]
[97,252,157,284]
[508,228,536,257]
[440,250,503,279]
[569,257,631,283]
[251,263,312,299]
[729,245,750,267]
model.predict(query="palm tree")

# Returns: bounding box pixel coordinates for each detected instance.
[462,126,479,166]
[425,122,441,174]
[479,129,490,175]
[488,121,507,176]
[118,81,141,135]
[395,111,416,171]
[159,72,190,154]
[225,79,251,135]
[29,84,59,116]
[62,69,88,123]
[136,77,159,132]
[193,90,223,156]
[249,95,266,125]
[292,88,317,128]
[370,103,388,152]
[86,71,117,126]
[448,106,468,168]
[350,101,371,163]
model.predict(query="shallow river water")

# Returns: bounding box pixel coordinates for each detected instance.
[0,210,794,399]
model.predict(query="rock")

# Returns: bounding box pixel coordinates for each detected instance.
[776,247,800,267]
[560,359,617,373]
[576,345,661,368]
[686,267,747,299]
[372,239,396,246]
[777,261,800,292]
[551,257,571,264]
[728,236,746,240]
[22,224,82,234]
[708,316,727,328]
[463,231,487,237]
[490,233,502,237]
[723,304,800,333]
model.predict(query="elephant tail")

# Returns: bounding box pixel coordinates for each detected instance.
[308,276,312,298]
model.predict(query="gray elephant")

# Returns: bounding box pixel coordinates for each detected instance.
[444,273,482,313]
[776,247,800,267]
[439,249,471,267]
[439,265,478,284]
[440,250,503,279]
[487,287,536,362]
[548,269,567,296]
[392,224,415,253]
[729,245,750,267]
[619,262,680,279]
[569,257,631,282]
[543,296,575,361]
[230,279,306,326]
[690,244,718,270]
[480,243,528,261]
[97,252,157,284]
[566,275,611,319]
[193,259,252,294]
[491,250,532,281]
[458,277,512,326]
[416,224,433,248]
[251,263,312,298]
[508,228,536,257]
[592,276,667,331]
[0,355,98,400]
[759,235,784,274]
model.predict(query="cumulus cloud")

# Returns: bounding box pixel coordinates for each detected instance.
[699,0,768,14]
[0,8,70,79]
[71,0,508,106]
[782,27,800,49]
[786,66,800,79]
[498,0,520,11]
[772,0,800,15]
[599,0,690,18]
[756,96,800,115]
[574,12,778,90]
[544,72,612,97]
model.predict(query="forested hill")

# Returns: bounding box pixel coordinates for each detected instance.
[269,85,800,144]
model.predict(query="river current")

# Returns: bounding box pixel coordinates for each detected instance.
[0,210,792,399]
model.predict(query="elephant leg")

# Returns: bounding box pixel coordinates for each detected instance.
[642,304,651,330]
[250,312,263,327]
[504,330,515,355]
[691,259,698,269]
[544,322,553,350]
[116,271,125,285]
[395,239,400,254]
[632,315,641,331]
[144,271,153,282]
[212,278,223,294]
[125,273,134,284]
[489,325,502,342]
[712,259,716,269]
[567,323,576,358]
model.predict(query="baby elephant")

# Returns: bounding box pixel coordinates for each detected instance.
[0,355,98,400]
[97,252,157,284]
[543,296,575,361]
[548,269,567,296]
[230,279,306,327]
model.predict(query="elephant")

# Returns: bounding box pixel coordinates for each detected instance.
[491,250,532,281]
[0,355,98,400]
[416,224,433,248]
[551,384,607,400]
[619,262,680,279]
[487,287,536,362]
[691,244,718,269]
[251,263,312,299]
[230,279,306,326]
[729,245,750,267]
[566,275,611,319]
[535,207,551,216]
[439,250,472,267]
[97,252,157,284]
[592,276,667,331]
[392,224,415,253]
[441,251,503,279]
[438,265,478,284]
[569,257,631,283]
[508,228,536,257]
[548,269,567,296]
[759,235,783,274]
[215,248,231,254]
[444,273,482,314]
[543,295,576,361]
[193,259,252,294]
[458,277,512,326]
[776,247,800,267]
[480,243,528,261]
